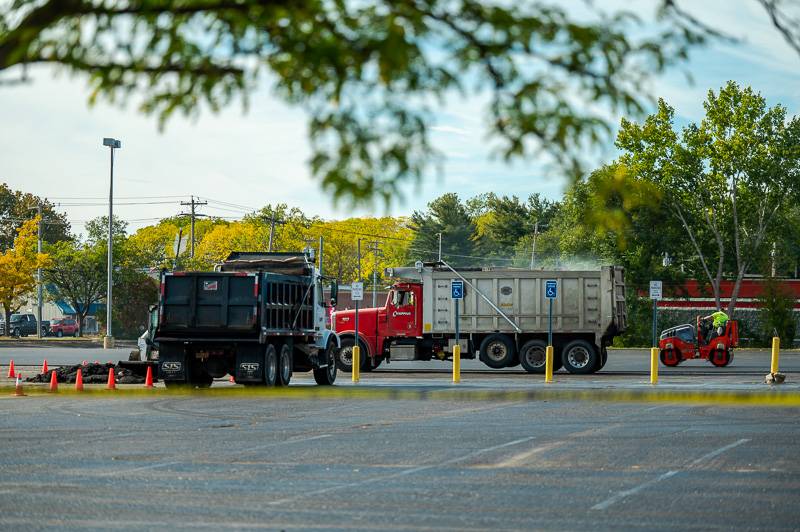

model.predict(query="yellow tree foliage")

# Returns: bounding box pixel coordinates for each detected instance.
[125,222,181,270]
[0,217,51,320]
[306,217,412,283]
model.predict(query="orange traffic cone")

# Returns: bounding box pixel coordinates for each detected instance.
[41,359,49,374]
[75,368,84,391]
[13,373,25,396]
[106,367,116,390]
[49,370,58,392]
[144,365,154,388]
[7,359,15,378]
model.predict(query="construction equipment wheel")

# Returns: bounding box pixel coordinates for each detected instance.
[659,348,681,367]
[276,343,293,386]
[709,349,732,367]
[313,340,338,385]
[561,340,599,374]
[480,334,516,369]
[264,343,278,386]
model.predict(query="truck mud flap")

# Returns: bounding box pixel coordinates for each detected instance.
[235,345,264,383]
[158,344,187,382]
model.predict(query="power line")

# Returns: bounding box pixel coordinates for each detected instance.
[53,201,180,206]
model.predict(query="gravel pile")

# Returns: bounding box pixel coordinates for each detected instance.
[26,363,146,384]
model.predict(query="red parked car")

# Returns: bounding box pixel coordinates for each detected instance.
[49,317,79,337]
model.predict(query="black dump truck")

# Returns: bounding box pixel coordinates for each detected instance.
[155,250,340,387]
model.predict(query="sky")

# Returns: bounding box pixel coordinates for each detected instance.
[0,1,798,236]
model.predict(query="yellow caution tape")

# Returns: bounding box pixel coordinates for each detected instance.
[2,384,799,407]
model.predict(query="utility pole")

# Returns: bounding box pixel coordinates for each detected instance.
[438,232,442,263]
[529,221,539,269]
[366,241,383,307]
[267,214,287,252]
[36,202,43,338]
[179,196,208,258]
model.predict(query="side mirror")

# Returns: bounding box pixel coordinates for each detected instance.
[329,281,338,307]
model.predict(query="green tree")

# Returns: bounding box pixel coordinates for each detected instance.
[542,164,689,345]
[43,240,105,336]
[616,82,800,315]
[0,1,746,204]
[410,193,478,267]
[0,184,71,249]
[757,277,796,346]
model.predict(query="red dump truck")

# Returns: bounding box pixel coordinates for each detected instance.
[332,262,627,374]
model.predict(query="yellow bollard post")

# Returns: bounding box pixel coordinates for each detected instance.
[771,336,780,374]
[545,345,554,383]
[352,345,360,383]
[650,347,658,385]
[453,344,461,384]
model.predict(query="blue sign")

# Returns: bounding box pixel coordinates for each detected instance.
[451,280,464,300]
[545,280,558,299]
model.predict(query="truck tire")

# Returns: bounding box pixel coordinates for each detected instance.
[276,343,293,386]
[561,340,599,374]
[191,372,214,388]
[264,344,278,386]
[519,340,562,373]
[13,327,21,337]
[336,336,369,372]
[479,334,516,369]
[597,347,609,371]
[313,340,338,385]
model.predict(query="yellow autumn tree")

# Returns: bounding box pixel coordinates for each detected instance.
[306,217,412,283]
[0,217,51,331]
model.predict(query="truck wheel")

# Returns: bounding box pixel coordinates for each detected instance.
[336,336,369,372]
[479,334,515,369]
[313,341,338,385]
[519,340,562,373]
[13,328,21,337]
[561,340,599,374]
[191,372,213,388]
[276,343,293,386]
[264,344,278,386]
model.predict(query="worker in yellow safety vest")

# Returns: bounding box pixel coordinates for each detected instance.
[702,309,729,341]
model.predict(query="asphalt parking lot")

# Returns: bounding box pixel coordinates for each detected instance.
[2,347,798,530]
[2,392,799,530]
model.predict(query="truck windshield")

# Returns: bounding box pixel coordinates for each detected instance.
[10,314,21,320]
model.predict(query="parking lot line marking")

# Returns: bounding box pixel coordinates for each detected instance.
[268,436,536,506]
[235,434,332,455]
[686,438,749,467]
[591,438,750,511]
[92,433,333,477]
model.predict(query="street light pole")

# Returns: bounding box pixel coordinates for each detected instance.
[102,137,121,349]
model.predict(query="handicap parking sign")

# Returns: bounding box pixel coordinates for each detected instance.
[451,280,464,300]
[545,280,558,299]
